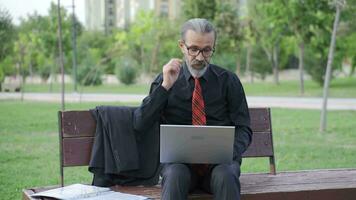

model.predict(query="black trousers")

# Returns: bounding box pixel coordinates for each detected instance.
[161,162,241,200]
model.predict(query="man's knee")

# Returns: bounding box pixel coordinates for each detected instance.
[162,164,191,184]
[161,164,191,200]
[210,163,241,200]
[211,164,239,185]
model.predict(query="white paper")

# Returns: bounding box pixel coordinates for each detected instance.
[30,184,150,200]
[84,191,149,200]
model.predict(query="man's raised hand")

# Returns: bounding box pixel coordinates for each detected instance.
[161,58,182,90]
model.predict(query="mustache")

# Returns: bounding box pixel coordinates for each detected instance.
[191,60,207,66]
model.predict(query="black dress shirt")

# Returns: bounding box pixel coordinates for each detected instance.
[133,62,252,163]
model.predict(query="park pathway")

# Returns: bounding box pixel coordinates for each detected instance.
[1,92,356,110]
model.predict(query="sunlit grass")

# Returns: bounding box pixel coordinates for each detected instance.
[20,77,356,98]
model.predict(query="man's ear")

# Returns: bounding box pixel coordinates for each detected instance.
[178,40,185,53]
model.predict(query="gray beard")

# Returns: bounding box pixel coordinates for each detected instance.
[187,62,208,78]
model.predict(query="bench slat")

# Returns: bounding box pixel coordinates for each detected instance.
[241,169,356,192]
[23,169,356,200]
[249,108,271,133]
[61,132,273,167]
[242,131,274,157]
[63,137,94,166]
[60,108,275,169]
[61,111,96,138]
[60,108,272,137]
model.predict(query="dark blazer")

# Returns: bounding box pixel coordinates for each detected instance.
[89,106,160,186]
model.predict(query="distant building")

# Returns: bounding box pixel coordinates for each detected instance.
[85,0,106,31]
[155,0,181,20]
[85,0,180,32]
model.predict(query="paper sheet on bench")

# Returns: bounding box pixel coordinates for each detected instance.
[31,183,149,200]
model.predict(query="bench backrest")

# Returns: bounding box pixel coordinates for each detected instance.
[58,107,275,186]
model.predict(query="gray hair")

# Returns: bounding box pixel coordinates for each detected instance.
[180,18,216,44]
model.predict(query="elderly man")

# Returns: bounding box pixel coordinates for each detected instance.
[133,18,252,200]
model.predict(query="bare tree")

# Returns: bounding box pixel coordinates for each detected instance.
[320,0,346,132]
[57,0,65,111]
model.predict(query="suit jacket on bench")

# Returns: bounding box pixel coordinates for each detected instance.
[89,106,160,186]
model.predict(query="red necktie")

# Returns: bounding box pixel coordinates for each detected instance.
[191,77,209,176]
[192,77,206,125]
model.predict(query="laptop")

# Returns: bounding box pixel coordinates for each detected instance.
[160,124,235,164]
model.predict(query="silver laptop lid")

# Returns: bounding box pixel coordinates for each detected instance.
[160,124,235,164]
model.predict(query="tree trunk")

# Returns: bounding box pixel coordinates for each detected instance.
[235,55,241,76]
[150,39,160,74]
[273,43,280,85]
[49,56,55,93]
[320,4,341,133]
[246,45,252,83]
[57,0,65,111]
[350,57,356,76]
[29,58,33,79]
[298,41,305,95]
[20,45,25,101]
[262,46,275,84]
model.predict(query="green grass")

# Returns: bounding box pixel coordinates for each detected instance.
[21,77,356,98]
[22,83,150,94]
[242,77,356,97]
[0,100,356,199]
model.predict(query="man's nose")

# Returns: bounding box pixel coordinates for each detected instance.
[196,52,204,61]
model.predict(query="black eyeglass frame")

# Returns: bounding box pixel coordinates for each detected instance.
[182,42,215,58]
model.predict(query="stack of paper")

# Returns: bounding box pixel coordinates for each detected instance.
[31,184,150,200]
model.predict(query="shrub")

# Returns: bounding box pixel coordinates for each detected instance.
[115,57,138,85]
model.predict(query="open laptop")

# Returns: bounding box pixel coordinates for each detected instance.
[160,124,235,164]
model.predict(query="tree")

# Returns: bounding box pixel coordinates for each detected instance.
[247,0,288,84]
[182,0,216,21]
[280,0,312,93]
[320,0,345,132]
[214,1,244,75]
[0,7,15,89]
[11,2,82,90]
[111,11,180,77]
[0,7,15,63]
[337,0,356,76]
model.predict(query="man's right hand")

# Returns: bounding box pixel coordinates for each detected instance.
[161,58,182,90]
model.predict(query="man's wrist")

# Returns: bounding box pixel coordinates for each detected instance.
[161,82,171,91]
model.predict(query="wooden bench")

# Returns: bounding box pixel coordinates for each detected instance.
[23,107,356,199]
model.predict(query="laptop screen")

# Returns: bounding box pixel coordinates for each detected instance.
[160,124,235,164]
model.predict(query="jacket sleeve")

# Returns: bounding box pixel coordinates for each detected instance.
[227,73,253,163]
[133,74,169,132]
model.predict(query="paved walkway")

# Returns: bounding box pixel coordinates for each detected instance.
[1,92,356,110]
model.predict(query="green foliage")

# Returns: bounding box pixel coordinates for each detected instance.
[182,0,216,21]
[2,0,354,87]
[0,56,16,75]
[211,52,236,72]
[214,2,242,52]
[77,31,113,75]
[250,45,272,80]
[6,3,83,80]
[77,49,103,86]
[116,57,138,85]
[111,11,180,75]
[0,7,15,63]
[36,54,54,81]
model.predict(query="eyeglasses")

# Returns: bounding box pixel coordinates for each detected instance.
[183,42,215,58]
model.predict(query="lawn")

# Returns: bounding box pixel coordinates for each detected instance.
[22,83,150,94]
[0,100,356,199]
[21,77,356,98]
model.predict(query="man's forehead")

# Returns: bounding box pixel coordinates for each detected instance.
[184,30,215,46]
